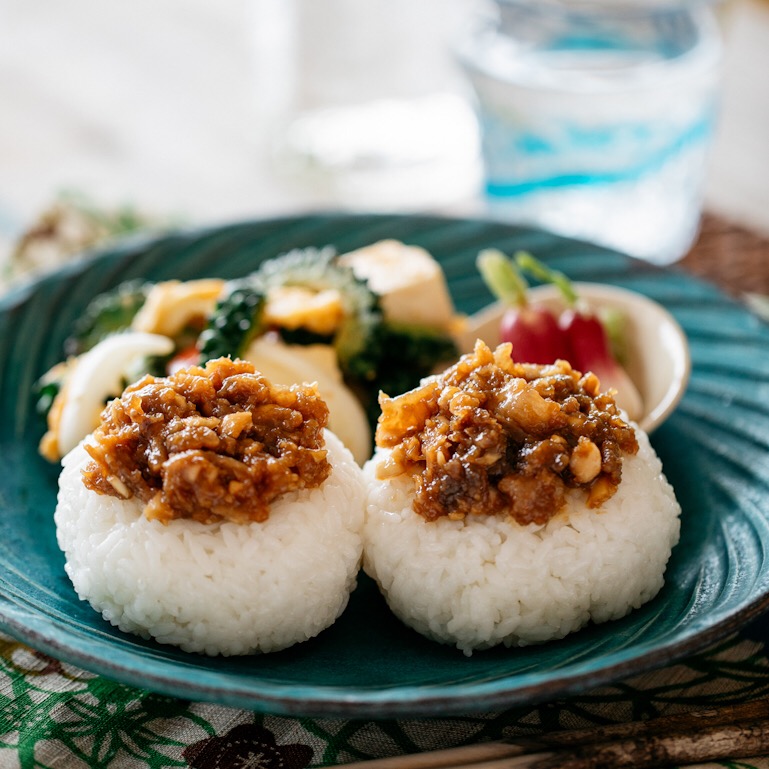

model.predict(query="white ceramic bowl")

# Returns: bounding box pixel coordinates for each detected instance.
[458,282,691,434]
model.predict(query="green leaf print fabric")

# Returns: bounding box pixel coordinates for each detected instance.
[4,614,769,769]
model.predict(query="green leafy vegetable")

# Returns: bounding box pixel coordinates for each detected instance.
[247,246,458,430]
[515,251,578,306]
[64,280,153,357]
[277,327,333,347]
[379,323,457,391]
[357,321,458,426]
[476,249,530,307]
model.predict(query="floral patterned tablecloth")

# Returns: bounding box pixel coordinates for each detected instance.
[2,211,769,769]
[4,616,769,768]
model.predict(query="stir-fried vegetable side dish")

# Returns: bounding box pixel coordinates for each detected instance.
[37,240,461,465]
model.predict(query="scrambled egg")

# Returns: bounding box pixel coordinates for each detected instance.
[263,286,345,336]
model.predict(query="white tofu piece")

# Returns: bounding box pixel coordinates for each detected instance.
[338,239,456,329]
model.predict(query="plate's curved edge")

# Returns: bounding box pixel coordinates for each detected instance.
[0,210,732,322]
[0,211,652,307]
[2,580,769,719]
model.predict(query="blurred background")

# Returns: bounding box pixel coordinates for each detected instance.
[0,0,767,268]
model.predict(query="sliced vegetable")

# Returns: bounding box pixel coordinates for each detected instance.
[559,306,643,420]
[514,252,621,373]
[249,247,382,379]
[476,249,569,364]
[130,278,224,339]
[244,337,372,465]
[558,308,616,379]
[196,283,266,362]
[64,280,152,356]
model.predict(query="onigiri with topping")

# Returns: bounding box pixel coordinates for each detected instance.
[55,358,366,656]
[362,341,681,655]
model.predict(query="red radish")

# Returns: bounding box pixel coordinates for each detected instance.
[559,307,643,419]
[514,252,643,420]
[559,307,618,381]
[476,249,569,364]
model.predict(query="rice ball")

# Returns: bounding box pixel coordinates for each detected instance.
[55,430,365,656]
[362,427,681,655]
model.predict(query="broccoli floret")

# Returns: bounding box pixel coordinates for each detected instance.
[197,282,266,362]
[250,247,382,379]
[64,280,152,356]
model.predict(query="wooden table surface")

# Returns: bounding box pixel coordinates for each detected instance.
[682,213,769,296]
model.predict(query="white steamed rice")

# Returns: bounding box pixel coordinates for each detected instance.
[362,427,681,655]
[55,430,365,656]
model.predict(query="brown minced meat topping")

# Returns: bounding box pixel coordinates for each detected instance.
[82,357,331,524]
[376,340,638,525]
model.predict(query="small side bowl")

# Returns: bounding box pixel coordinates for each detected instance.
[458,282,691,434]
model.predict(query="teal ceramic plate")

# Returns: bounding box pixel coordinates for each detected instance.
[1,213,768,718]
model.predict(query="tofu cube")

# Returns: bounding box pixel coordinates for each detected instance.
[338,240,455,329]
